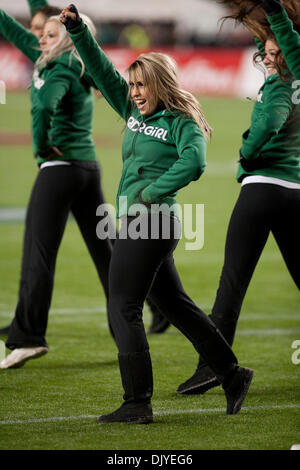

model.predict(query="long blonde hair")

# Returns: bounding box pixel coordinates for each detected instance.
[128,52,212,140]
[35,15,96,77]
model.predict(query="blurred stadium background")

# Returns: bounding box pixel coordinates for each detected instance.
[0,0,265,97]
[0,0,299,452]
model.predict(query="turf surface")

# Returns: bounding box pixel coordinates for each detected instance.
[0,93,299,451]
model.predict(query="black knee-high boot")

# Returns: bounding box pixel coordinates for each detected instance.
[97,350,154,424]
[177,313,237,395]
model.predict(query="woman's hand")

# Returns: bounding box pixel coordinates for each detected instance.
[36,146,64,160]
[52,146,64,157]
[138,189,151,208]
[239,150,267,171]
[60,4,82,30]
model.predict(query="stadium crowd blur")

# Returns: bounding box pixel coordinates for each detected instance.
[0,0,253,48]
[0,1,262,99]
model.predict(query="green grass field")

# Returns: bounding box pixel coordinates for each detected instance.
[0,92,299,451]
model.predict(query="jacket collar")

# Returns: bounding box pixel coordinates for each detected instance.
[265,72,279,84]
[133,106,177,122]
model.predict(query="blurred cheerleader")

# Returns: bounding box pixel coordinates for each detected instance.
[0,10,114,368]
[178,0,300,395]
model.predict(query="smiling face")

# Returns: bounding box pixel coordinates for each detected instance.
[129,69,159,117]
[263,39,280,76]
[30,12,47,38]
[39,20,61,56]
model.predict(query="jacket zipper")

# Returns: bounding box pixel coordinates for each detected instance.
[116,116,144,206]
[116,109,168,212]
[132,116,144,157]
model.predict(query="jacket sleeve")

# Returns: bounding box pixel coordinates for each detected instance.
[241,80,293,159]
[0,9,40,63]
[27,0,48,16]
[33,65,71,154]
[267,8,300,80]
[142,118,207,203]
[68,22,130,120]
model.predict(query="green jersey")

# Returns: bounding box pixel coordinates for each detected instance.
[69,22,207,218]
[237,73,300,184]
[0,9,96,164]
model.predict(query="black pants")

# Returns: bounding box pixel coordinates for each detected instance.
[211,183,300,345]
[108,214,237,381]
[7,163,113,349]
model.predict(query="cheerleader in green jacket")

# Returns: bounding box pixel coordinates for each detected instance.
[0,2,61,339]
[26,0,172,336]
[0,0,168,339]
[60,4,254,424]
[0,10,114,368]
[178,16,300,395]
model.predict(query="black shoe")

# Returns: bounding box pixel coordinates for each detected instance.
[97,402,153,424]
[146,297,170,334]
[0,325,10,336]
[177,363,221,395]
[223,366,254,415]
[147,299,171,334]
[148,312,170,334]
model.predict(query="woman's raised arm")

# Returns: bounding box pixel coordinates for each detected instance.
[60,4,131,120]
[0,9,40,63]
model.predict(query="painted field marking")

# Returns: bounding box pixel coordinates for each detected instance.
[0,340,5,362]
[0,307,107,318]
[0,307,298,320]
[0,404,299,426]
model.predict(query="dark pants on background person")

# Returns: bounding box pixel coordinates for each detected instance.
[210,183,300,346]
[6,162,113,349]
[108,213,238,405]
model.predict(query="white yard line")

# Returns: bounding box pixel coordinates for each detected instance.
[0,404,299,426]
[0,208,26,222]
[238,329,300,336]
[0,307,298,319]
[0,307,107,317]
[0,307,299,335]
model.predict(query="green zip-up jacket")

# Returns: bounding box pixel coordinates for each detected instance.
[0,9,96,164]
[28,0,48,16]
[237,72,300,183]
[267,8,300,80]
[68,22,206,218]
